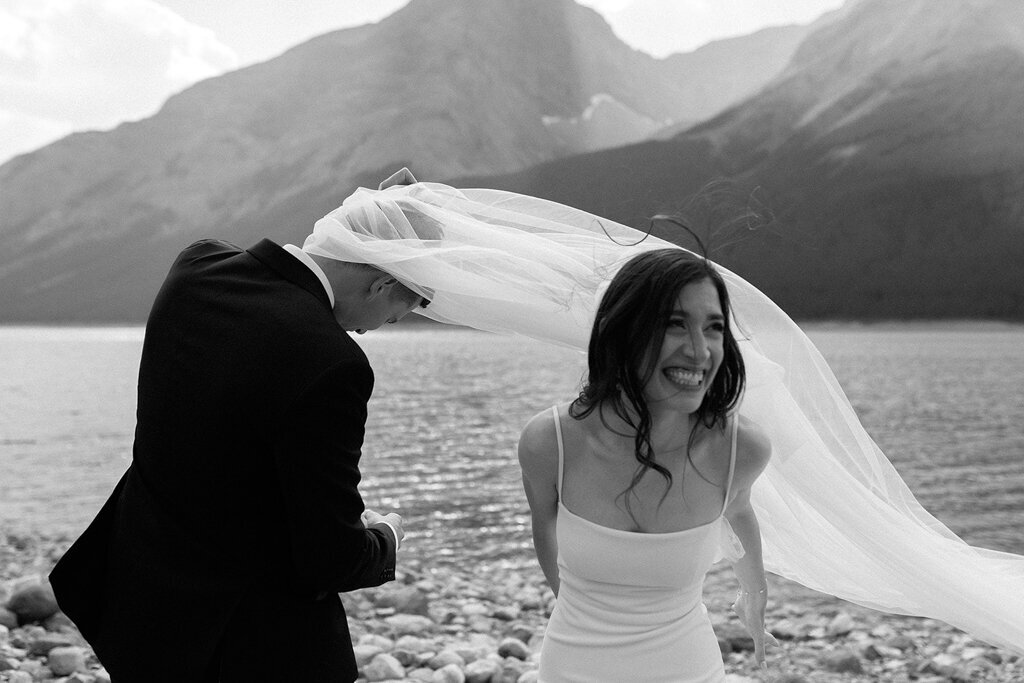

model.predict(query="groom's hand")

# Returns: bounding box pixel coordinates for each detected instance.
[362,509,405,549]
[378,167,418,189]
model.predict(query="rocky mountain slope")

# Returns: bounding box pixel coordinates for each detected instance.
[453,0,1024,319]
[0,0,805,321]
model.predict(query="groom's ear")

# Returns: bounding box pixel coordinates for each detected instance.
[367,273,399,300]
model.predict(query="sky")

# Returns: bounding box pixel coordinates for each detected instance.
[0,0,846,166]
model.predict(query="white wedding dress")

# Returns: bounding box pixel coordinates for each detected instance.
[304,182,1024,656]
[537,407,736,682]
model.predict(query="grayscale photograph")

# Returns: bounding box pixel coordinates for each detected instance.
[0,0,1022,681]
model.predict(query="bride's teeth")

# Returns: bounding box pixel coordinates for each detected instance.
[665,368,703,387]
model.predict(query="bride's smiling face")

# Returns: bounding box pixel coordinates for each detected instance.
[641,278,725,414]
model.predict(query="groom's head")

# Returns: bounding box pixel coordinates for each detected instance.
[319,260,427,334]
[306,197,442,334]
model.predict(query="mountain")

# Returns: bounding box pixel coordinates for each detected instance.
[654,23,812,137]
[450,0,1024,320]
[0,0,802,322]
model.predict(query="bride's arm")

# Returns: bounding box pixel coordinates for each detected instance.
[724,420,776,667]
[517,411,561,596]
[727,486,769,599]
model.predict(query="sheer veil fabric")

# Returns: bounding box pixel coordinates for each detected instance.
[305,183,1024,654]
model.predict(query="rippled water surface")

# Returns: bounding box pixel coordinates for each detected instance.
[1,324,1022,566]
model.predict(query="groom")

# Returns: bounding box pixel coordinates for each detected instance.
[50,169,424,682]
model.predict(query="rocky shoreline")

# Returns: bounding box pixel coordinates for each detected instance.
[2,533,1021,682]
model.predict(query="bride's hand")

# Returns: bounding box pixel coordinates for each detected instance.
[731,588,779,676]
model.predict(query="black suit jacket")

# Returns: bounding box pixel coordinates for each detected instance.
[50,239,396,682]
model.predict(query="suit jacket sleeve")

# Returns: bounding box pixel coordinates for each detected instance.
[273,357,396,594]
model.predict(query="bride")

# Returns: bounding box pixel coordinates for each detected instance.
[304,175,1024,669]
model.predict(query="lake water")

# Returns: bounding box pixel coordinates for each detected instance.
[1,324,1022,568]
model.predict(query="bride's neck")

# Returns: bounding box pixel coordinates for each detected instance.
[595,399,697,448]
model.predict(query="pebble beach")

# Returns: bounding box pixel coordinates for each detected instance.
[1,532,1021,683]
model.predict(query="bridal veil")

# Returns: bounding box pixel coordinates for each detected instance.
[304,182,1024,654]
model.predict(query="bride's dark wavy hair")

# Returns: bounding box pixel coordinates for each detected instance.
[569,247,745,506]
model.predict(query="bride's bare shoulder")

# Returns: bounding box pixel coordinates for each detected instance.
[733,414,772,483]
[517,406,562,471]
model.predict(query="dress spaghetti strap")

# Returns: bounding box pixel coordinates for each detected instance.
[551,405,565,497]
[721,416,739,516]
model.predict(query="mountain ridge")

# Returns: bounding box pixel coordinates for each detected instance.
[3,0,1019,321]
[449,0,1024,320]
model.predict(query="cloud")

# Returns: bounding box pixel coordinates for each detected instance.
[0,0,238,163]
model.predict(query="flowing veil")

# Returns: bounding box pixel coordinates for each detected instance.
[304,182,1024,654]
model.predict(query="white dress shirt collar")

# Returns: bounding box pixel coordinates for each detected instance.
[283,244,335,308]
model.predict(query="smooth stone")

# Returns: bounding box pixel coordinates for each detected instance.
[861,643,883,660]
[873,644,905,659]
[407,667,435,682]
[0,607,17,630]
[6,583,59,623]
[5,671,33,683]
[504,623,535,644]
[432,662,466,683]
[769,618,806,640]
[497,637,530,660]
[493,605,519,621]
[960,646,989,660]
[465,657,502,683]
[499,659,528,683]
[28,632,77,655]
[468,633,499,649]
[952,659,995,683]
[468,615,494,633]
[358,633,396,650]
[931,652,960,668]
[363,652,405,681]
[48,645,87,676]
[428,650,465,670]
[377,585,431,617]
[353,643,383,667]
[391,648,419,667]
[516,673,540,683]
[385,613,435,636]
[918,659,955,677]
[826,612,856,637]
[461,602,490,617]
[15,659,45,678]
[65,674,97,683]
[515,589,544,611]
[394,635,434,653]
[888,634,916,650]
[820,649,864,674]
